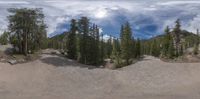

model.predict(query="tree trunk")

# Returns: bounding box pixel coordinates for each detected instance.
[126,59,129,65]
[24,32,28,56]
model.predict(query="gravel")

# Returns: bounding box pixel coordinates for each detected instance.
[0,54,200,99]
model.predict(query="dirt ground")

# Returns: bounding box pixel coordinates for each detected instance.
[0,50,200,99]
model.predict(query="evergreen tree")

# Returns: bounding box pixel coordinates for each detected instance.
[120,25,124,40]
[161,26,176,58]
[95,25,100,64]
[193,44,199,55]
[99,34,104,63]
[161,26,170,57]
[75,17,102,65]
[66,19,77,59]
[106,35,113,58]
[87,24,100,65]
[135,38,141,58]
[111,38,121,66]
[8,8,47,55]
[172,19,181,56]
[197,29,199,45]
[78,17,89,64]
[167,36,175,58]
[193,29,200,55]
[0,31,9,45]
[151,39,160,57]
[131,39,136,58]
[120,22,133,65]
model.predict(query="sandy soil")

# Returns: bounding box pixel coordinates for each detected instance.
[0,51,200,99]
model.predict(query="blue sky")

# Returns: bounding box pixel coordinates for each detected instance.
[1,0,200,39]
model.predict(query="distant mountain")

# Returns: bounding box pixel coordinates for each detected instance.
[49,32,68,40]
[50,29,199,45]
[48,32,66,38]
[47,32,69,49]
[144,30,197,42]
[141,30,200,54]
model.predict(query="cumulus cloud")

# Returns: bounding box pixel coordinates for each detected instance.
[102,34,110,41]
[0,1,29,4]
[0,0,200,38]
[157,1,200,5]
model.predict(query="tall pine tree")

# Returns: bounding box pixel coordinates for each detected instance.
[78,17,89,64]
[135,38,141,58]
[120,22,133,65]
[172,19,182,56]
[111,38,121,65]
[66,19,77,59]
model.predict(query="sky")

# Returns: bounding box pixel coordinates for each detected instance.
[0,0,200,39]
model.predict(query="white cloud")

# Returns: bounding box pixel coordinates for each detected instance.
[0,0,138,36]
[157,1,200,6]
[0,0,200,38]
[184,14,200,34]
[143,7,157,11]
[0,1,29,4]
[102,34,110,41]
[94,8,108,19]
[135,26,140,30]
[99,28,103,34]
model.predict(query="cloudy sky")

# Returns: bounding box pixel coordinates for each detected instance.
[0,0,200,39]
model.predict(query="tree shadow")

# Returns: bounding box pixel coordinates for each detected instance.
[141,58,152,61]
[4,48,14,55]
[139,56,156,61]
[40,54,99,69]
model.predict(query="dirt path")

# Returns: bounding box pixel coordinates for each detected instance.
[0,52,200,99]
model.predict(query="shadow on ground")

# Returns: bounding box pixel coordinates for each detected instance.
[40,54,99,69]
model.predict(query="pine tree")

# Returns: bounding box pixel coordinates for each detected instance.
[135,38,141,58]
[151,39,160,57]
[120,22,133,65]
[95,25,100,64]
[120,25,124,40]
[172,19,181,56]
[105,35,112,58]
[0,31,9,45]
[66,19,77,59]
[193,44,199,55]
[8,8,47,55]
[168,37,175,58]
[75,17,102,65]
[197,29,199,45]
[88,24,100,65]
[111,38,121,66]
[131,39,136,58]
[99,34,104,63]
[193,29,200,55]
[162,26,171,57]
[78,17,89,64]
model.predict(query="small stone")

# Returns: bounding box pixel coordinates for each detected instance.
[99,65,104,68]
[0,58,6,62]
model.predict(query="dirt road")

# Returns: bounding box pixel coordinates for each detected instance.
[0,52,200,99]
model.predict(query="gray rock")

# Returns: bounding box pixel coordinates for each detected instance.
[8,60,17,65]
[18,59,25,63]
[0,58,6,62]
[99,65,104,68]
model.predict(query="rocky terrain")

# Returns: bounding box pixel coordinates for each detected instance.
[0,49,200,99]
